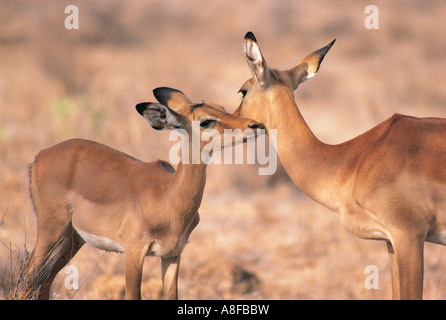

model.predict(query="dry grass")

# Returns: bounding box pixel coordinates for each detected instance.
[1,0,446,299]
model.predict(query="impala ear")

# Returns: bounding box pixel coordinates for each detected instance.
[136,102,185,131]
[244,32,271,87]
[153,87,192,113]
[289,39,335,90]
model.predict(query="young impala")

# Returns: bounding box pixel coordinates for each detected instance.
[234,32,446,299]
[24,87,264,300]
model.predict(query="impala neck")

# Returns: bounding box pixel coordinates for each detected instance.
[267,89,348,212]
[170,137,207,213]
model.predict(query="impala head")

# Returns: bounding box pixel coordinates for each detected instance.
[234,31,335,124]
[136,87,264,154]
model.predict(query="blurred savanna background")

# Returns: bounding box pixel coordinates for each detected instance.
[1,0,446,299]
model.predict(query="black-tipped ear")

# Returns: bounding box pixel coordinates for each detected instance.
[319,39,336,57]
[310,39,336,74]
[244,31,257,42]
[136,102,184,131]
[136,102,150,116]
[288,39,336,90]
[153,87,192,112]
[153,87,183,105]
[243,32,270,86]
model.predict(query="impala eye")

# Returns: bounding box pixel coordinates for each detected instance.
[200,119,215,128]
[238,89,247,98]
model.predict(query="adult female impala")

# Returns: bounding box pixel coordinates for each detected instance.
[24,87,263,300]
[234,32,446,299]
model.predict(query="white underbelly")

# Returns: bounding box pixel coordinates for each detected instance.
[75,227,125,253]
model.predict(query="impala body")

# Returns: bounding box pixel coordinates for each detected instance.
[234,32,446,299]
[25,87,263,300]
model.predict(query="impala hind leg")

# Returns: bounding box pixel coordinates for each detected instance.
[25,223,84,299]
[386,233,424,300]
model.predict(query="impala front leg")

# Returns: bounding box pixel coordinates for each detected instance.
[161,255,181,300]
[124,244,148,300]
[386,232,425,300]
